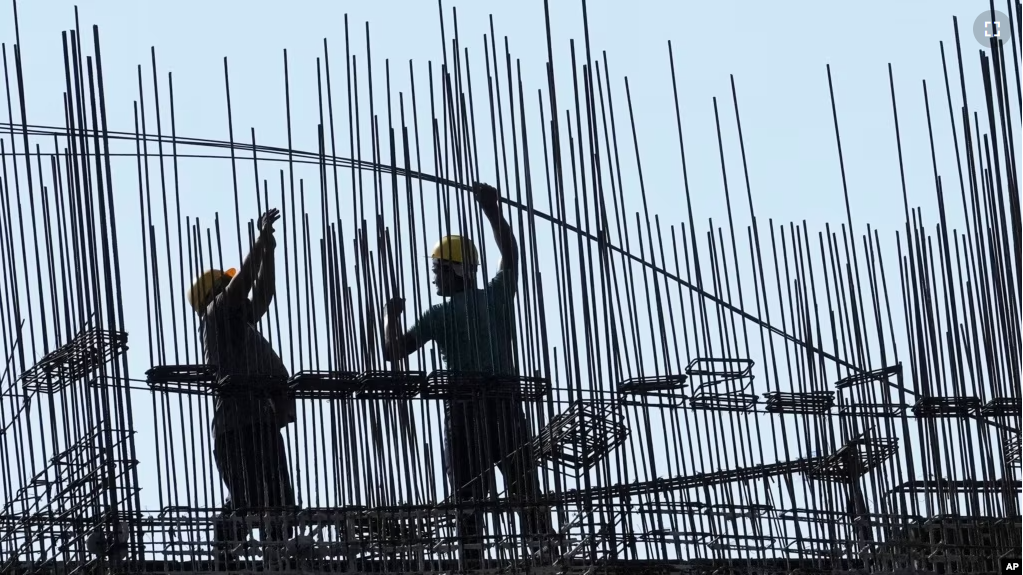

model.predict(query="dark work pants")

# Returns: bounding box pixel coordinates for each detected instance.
[445,398,552,558]
[213,423,295,542]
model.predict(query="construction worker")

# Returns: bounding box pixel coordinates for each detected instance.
[382,182,555,564]
[186,208,296,554]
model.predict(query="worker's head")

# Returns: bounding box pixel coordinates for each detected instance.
[186,268,236,315]
[429,235,478,297]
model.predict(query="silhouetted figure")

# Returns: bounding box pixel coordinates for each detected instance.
[187,209,296,556]
[382,183,556,565]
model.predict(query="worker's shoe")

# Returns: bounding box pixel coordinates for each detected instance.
[459,549,483,572]
[261,544,287,571]
[213,515,249,554]
[283,535,316,560]
[525,534,565,563]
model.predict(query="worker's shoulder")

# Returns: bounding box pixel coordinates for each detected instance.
[485,269,518,297]
[490,266,519,284]
[205,294,253,323]
[421,299,451,319]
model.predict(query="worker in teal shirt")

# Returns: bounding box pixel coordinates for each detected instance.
[382,183,555,563]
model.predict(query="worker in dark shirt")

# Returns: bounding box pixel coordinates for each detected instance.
[382,183,555,563]
[186,208,295,553]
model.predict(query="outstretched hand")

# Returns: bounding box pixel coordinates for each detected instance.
[471,182,500,208]
[385,297,405,317]
[258,209,281,248]
[259,208,281,234]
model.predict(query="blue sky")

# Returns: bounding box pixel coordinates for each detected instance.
[0,0,1016,562]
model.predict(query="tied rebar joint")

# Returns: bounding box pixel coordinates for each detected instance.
[353,370,427,399]
[422,370,551,401]
[288,370,362,399]
[764,391,836,415]
[979,397,1022,418]
[1006,436,1022,467]
[144,364,219,395]
[804,437,899,482]
[834,364,902,390]
[21,328,129,394]
[686,358,758,412]
[617,374,687,399]
[531,400,629,472]
[911,396,983,418]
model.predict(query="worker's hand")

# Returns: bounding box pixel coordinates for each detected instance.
[471,182,500,208]
[258,209,281,250]
[385,297,405,317]
[258,208,281,236]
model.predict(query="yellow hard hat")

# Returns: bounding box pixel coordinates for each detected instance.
[186,268,236,314]
[430,235,479,266]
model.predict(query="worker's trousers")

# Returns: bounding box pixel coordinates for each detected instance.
[213,422,296,542]
[445,397,551,558]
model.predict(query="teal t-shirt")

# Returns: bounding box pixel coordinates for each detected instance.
[408,269,518,376]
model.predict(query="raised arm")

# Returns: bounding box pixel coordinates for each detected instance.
[222,209,280,308]
[382,297,430,362]
[250,209,280,322]
[473,182,518,277]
